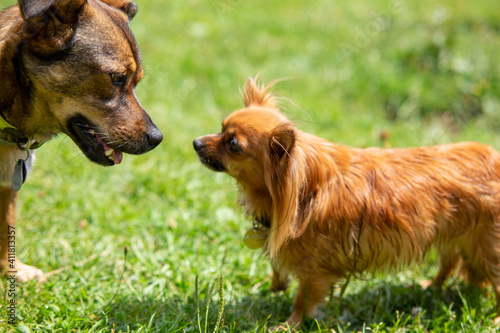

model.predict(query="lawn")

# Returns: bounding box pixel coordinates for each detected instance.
[1,0,500,331]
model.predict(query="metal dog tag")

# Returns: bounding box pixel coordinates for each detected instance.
[12,159,27,191]
[243,228,267,250]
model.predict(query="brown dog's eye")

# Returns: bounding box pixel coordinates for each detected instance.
[228,137,241,153]
[110,73,127,86]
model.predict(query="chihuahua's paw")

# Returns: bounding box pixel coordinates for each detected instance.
[11,262,47,283]
[267,312,303,332]
[270,273,289,292]
[268,323,300,332]
[418,279,443,290]
[270,280,289,292]
[418,279,433,289]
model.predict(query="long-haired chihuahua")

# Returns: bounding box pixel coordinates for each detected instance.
[193,78,500,326]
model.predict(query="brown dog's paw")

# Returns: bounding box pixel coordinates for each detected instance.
[13,262,47,283]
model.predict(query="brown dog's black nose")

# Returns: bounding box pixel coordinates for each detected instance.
[193,138,204,151]
[147,127,163,149]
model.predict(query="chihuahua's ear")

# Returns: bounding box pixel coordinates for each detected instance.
[19,0,86,54]
[269,122,296,160]
[265,122,302,258]
[100,0,138,20]
[242,77,277,108]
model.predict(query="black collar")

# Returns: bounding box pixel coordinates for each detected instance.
[0,114,44,149]
[254,215,271,228]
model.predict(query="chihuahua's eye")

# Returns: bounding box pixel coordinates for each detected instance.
[110,73,127,86]
[228,137,241,153]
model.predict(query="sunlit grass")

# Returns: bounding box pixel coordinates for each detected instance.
[1,0,500,331]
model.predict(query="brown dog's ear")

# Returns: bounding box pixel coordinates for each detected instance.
[19,0,86,25]
[242,77,277,108]
[100,0,138,20]
[269,122,296,160]
[18,0,54,20]
[19,0,86,54]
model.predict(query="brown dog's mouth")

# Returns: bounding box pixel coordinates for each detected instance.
[90,129,123,165]
[68,117,123,166]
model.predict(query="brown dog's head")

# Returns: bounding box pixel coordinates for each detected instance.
[194,78,301,256]
[4,0,162,165]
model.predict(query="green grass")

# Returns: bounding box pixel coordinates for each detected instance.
[1,0,500,331]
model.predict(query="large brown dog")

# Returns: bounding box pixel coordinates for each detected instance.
[0,0,162,282]
[194,78,500,326]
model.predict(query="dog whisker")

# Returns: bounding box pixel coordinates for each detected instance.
[106,140,126,147]
[221,155,231,170]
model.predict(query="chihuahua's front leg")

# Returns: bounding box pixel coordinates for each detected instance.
[0,187,46,282]
[270,262,290,292]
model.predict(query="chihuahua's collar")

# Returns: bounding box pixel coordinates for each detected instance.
[0,114,44,150]
[254,215,271,229]
[243,215,271,250]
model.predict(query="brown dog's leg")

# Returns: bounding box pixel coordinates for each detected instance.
[286,276,334,324]
[0,187,17,275]
[0,187,46,282]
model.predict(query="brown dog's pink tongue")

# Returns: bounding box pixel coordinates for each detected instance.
[112,150,123,164]
[95,134,123,165]
[103,142,122,165]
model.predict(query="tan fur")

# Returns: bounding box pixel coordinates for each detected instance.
[0,0,162,282]
[194,78,500,325]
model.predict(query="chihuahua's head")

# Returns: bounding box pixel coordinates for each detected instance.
[193,78,296,187]
[194,78,302,257]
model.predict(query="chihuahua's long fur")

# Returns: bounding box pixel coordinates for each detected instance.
[194,78,500,325]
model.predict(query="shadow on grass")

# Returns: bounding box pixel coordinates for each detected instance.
[318,281,495,332]
[101,285,294,332]
[100,280,495,332]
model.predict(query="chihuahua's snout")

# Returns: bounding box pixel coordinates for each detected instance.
[193,138,204,152]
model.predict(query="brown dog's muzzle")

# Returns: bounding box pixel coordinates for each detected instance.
[67,113,163,166]
[134,113,163,153]
[145,124,163,150]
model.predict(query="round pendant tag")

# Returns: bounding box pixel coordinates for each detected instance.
[243,228,267,249]
[12,159,27,191]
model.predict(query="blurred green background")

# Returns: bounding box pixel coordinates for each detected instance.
[1,0,500,331]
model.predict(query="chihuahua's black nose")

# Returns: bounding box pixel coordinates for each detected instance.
[193,138,204,151]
